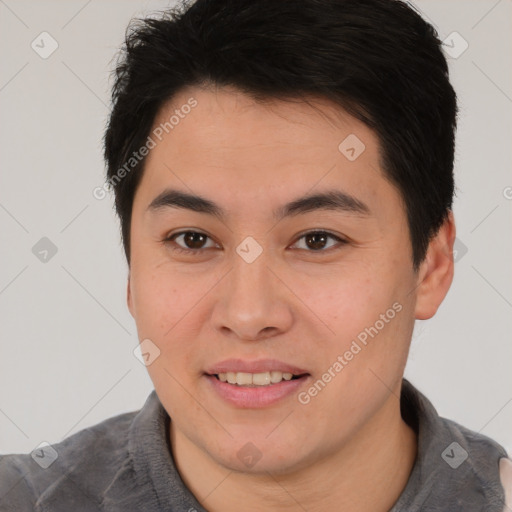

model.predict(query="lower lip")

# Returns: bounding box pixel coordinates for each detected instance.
[205,374,310,408]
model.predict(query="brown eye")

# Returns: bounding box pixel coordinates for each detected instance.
[163,229,347,256]
[179,231,208,249]
[164,231,217,254]
[293,231,347,252]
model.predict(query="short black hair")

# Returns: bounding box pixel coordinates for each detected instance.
[103,0,458,271]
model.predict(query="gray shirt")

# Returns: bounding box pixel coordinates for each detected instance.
[0,379,509,511]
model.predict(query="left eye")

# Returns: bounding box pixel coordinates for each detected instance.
[164,230,346,254]
[293,231,346,251]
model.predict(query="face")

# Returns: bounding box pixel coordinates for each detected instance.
[127,85,437,474]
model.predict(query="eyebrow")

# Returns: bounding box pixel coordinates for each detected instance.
[147,188,371,220]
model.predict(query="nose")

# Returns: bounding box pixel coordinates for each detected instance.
[211,250,294,342]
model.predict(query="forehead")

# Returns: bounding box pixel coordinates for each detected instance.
[135,85,404,227]
[150,85,377,160]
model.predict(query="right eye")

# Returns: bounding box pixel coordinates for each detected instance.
[163,230,219,255]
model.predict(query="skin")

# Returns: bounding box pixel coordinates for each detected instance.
[127,84,456,511]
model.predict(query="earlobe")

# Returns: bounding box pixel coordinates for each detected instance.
[414,211,456,320]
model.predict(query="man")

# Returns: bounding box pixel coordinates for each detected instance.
[1,0,511,510]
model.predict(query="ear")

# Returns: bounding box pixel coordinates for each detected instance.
[127,273,134,317]
[414,211,456,320]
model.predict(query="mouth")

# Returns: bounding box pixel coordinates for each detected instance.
[204,359,311,407]
[210,371,309,387]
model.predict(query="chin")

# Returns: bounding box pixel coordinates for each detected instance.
[206,432,314,476]
[219,450,308,476]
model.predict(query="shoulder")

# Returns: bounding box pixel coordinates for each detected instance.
[400,380,510,510]
[440,417,511,509]
[0,409,137,509]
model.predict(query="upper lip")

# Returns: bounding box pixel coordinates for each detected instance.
[205,358,309,375]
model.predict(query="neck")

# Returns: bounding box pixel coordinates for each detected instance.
[171,386,417,512]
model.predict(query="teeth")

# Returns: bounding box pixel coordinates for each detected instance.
[216,371,297,386]
[270,371,282,383]
[236,372,253,386]
[253,372,271,386]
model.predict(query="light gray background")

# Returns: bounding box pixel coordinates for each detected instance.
[0,0,511,455]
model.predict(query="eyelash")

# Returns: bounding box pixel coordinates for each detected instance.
[163,230,348,256]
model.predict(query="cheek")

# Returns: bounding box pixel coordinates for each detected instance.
[129,264,215,365]
[129,268,201,397]
[308,269,387,333]
[129,261,194,347]
[307,263,414,371]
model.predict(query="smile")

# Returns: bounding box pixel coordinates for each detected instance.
[215,371,302,386]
